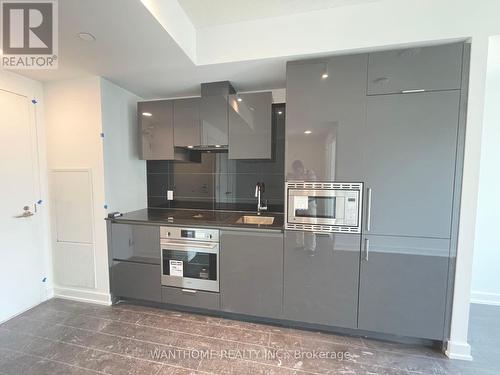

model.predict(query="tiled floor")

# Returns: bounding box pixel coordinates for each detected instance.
[0,299,498,375]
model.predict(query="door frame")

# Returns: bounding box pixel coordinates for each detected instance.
[0,71,52,322]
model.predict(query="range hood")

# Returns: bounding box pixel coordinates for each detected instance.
[188,81,235,152]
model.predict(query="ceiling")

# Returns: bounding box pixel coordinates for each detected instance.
[11,0,384,99]
[178,0,377,28]
[14,0,290,98]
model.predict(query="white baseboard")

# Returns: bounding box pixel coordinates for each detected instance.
[445,340,473,361]
[470,291,500,306]
[53,286,112,306]
[0,290,54,324]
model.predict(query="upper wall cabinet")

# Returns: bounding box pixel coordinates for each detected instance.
[138,100,174,160]
[173,98,201,147]
[285,54,368,181]
[228,92,272,159]
[367,43,463,95]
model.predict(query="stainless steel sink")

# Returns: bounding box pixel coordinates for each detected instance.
[235,215,275,225]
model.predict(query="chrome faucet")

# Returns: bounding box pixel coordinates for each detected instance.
[255,182,268,213]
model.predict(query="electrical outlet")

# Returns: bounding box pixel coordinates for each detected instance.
[167,190,174,200]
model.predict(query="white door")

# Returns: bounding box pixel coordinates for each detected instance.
[0,88,44,322]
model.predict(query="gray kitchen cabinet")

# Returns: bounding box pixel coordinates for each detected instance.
[173,98,201,147]
[111,261,161,302]
[367,43,463,95]
[111,223,160,264]
[358,235,450,340]
[283,231,360,329]
[228,92,272,159]
[162,286,220,310]
[220,230,283,318]
[364,91,460,238]
[285,54,368,181]
[200,95,229,146]
[138,100,174,160]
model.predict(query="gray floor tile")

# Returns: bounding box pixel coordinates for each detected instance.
[1,299,499,375]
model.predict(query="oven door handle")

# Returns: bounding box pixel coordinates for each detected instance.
[160,240,219,253]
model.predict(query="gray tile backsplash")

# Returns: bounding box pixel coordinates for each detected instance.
[147,104,285,212]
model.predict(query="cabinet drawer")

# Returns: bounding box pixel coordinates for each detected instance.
[367,43,463,95]
[162,286,220,310]
[111,224,160,264]
[111,261,161,302]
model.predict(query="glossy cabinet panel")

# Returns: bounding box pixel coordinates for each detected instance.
[220,231,283,318]
[200,95,229,146]
[358,235,450,340]
[162,286,220,310]
[138,100,174,160]
[364,91,460,238]
[367,43,463,95]
[111,261,161,302]
[283,231,360,328]
[228,92,272,159]
[111,223,160,264]
[173,98,201,147]
[285,54,368,181]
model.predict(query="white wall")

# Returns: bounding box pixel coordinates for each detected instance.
[101,78,146,213]
[471,35,500,306]
[44,76,146,305]
[45,76,110,304]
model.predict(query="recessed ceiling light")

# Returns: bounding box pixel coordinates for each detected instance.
[304,130,312,134]
[187,145,194,149]
[215,145,221,148]
[277,111,283,115]
[77,32,96,42]
[237,97,242,102]
[321,73,329,79]
[142,112,152,117]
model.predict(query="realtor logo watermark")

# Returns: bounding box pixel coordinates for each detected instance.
[1,0,58,69]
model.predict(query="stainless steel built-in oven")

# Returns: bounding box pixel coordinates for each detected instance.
[160,227,219,292]
[286,181,363,233]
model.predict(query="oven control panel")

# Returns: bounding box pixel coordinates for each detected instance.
[160,226,219,242]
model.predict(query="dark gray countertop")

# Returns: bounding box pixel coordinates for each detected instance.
[108,208,284,232]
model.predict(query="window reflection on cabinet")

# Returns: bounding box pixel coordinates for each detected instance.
[138,100,174,160]
[285,54,367,181]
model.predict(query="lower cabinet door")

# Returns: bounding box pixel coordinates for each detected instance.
[220,230,283,318]
[111,261,161,302]
[283,231,360,328]
[358,235,450,340]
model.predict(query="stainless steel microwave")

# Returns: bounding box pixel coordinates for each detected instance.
[285,181,363,233]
